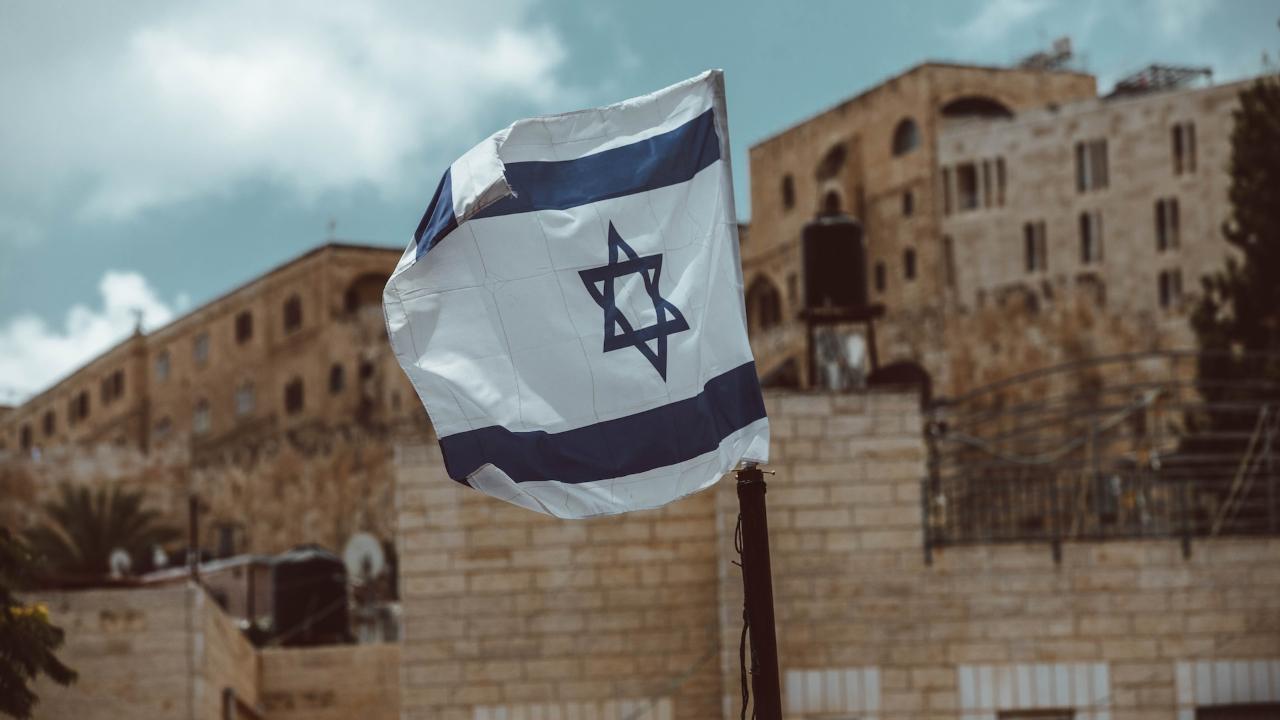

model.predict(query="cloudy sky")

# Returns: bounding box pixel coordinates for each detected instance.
[1,0,1275,402]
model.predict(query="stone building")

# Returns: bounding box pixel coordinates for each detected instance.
[0,242,427,555]
[741,61,1249,395]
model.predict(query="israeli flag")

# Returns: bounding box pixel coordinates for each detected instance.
[384,70,769,518]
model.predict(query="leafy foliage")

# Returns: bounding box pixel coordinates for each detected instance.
[1190,76,1280,433]
[0,528,76,719]
[24,485,181,578]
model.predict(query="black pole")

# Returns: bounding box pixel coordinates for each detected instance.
[736,465,782,720]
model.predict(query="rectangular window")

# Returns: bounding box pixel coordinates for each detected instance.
[283,296,303,333]
[1159,268,1184,308]
[981,160,993,208]
[943,235,957,289]
[1024,221,1047,273]
[956,163,979,211]
[996,157,1007,206]
[1172,121,1197,175]
[235,383,255,416]
[235,311,253,344]
[1079,211,1103,264]
[1076,139,1109,192]
[942,167,953,215]
[1156,197,1181,251]
[284,378,305,415]
[194,333,210,367]
[155,351,170,382]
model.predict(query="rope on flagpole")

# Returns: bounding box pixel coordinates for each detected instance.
[733,510,753,720]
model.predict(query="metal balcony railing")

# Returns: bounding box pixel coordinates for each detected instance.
[922,350,1280,562]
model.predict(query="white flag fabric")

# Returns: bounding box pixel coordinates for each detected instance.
[383,70,769,518]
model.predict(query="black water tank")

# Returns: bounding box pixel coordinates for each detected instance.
[271,545,350,646]
[802,215,867,315]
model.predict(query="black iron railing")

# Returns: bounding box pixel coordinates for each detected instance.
[923,350,1280,562]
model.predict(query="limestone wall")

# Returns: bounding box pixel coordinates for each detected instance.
[395,445,723,720]
[259,643,400,720]
[398,388,1280,720]
[31,582,259,720]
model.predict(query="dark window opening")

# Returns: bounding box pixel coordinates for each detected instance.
[20,425,32,451]
[956,163,979,211]
[330,364,346,394]
[981,160,993,208]
[815,143,847,180]
[344,273,386,314]
[941,95,1014,121]
[1079,211,1103,264]
[71,391,90,423]
[942,168,953,215]
[1075,138,1109,192]
[285,378,305,415]
[42,411,55,437]
[1158,268,1183,308]
[822,190,842,215]
[1156,197,1180,251]
[902,190,914,217]
[891,117,920,156]
[235,311,253,344]
[903,248,917,281]
[781,175,795,210]
[942,235,957,289]
[283,295,303,333]
[359,361,375,380]
[996,157,1007,206]
[874,261,887,293]
[745,277,783,333]
[1024,221,1047,273]
[1172,121,1197,175]
[100,369,125,405]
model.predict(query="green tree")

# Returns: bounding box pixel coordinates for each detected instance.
[0,528,76,719]
[1190,75,1280,429]
[24,485,181,578]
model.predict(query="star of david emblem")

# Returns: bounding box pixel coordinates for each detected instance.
[579,223,690,380]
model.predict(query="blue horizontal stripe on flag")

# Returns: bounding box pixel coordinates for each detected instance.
[474,108,721,219]
[413,170,458,259]
[438,360,764,485]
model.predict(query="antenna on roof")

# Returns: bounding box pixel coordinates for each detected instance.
[1016,36,1074,71]
[131,308,144,336]
[326,218,338,241]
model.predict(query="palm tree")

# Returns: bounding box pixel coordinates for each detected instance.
[24,485,181,578]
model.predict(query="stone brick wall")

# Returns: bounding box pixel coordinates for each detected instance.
[398,388,1280,720]
[395,445,724,720]
[31,582,260,720]
[721,389,1280,720]
[259,643,400,720]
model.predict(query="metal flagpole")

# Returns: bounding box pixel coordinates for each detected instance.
[736,463,782,720]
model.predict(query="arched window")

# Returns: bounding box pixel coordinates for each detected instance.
[781,175,796,211]
[745,277,783,334]
[892,118,920,156]
[344,273,386,313]
[815,144,847,180]
[822,190,842,215]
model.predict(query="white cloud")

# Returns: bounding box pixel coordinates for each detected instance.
[945,0,1053,49]
[1148,0,1216,39]
[0,272,177,402]
[0,0,571,225]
